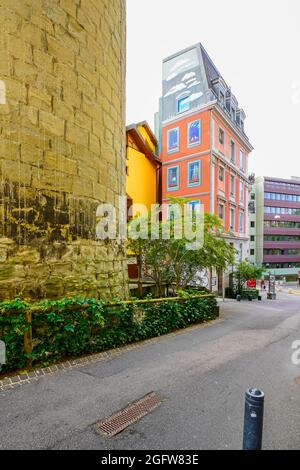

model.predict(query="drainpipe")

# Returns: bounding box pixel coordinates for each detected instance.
[210,109,214,214]
[209,109,215,293]
[156,164,162,206]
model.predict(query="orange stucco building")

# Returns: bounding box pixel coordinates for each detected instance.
[158,44,253,270]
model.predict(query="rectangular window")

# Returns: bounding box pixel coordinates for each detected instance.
[230,140,236,163]
[239,211,245,233]
[230,175,235,196]
[250,249,255,256]
[220,91,225,106]
[219,128,225,145]
[219,166,225,182]
[264,192,300,202]
[248,200,255,214]
[251,221,255,228]
[251,235,255,242]
[219,203,225,220]
[239,149,245,170]
[167,166,179,191]
[188,200,201,214]
[230,208,235,230]
[167,205,175,221]
[188,161,201,187]
[240,181,244,202]
[188,120,202,147]
[178,96,190,113]
[167,128,179,153]
[264,206,300,215]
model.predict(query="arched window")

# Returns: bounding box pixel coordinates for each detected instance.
[177,92,191,113]
[0,80,6,105]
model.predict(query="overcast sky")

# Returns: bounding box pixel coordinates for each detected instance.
[126,0,300,179]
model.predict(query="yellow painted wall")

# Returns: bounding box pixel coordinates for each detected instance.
[126,147,157,217]
[137,125,156,153]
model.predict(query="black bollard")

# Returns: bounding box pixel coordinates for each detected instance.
[242,388,264,450]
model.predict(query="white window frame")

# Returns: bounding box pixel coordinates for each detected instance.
[219,203,225,220]
[220,91,225,107]
[167,127,180,154]
[188,200,201,214]
[188,160,202,188]
[230,207,235,231]
[239,211,245,233]
[230,175,235,196]
[167,165,180,192]
[219,166,225,182]
[240,180,244,203]
[239,149,245,171]
[187,119,202,148]
[219,126,225,145]
[177,95,190,114]
[230,140,236,163]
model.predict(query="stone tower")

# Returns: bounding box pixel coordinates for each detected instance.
[0,0,128,300]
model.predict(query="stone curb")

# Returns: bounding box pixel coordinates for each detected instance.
[0,318,221,393]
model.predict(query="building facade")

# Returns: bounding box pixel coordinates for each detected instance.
[0,0,128,300]
[126,122,161,218]
[249,176,300,279]
[158,44,253,288]
[126,122,161,280]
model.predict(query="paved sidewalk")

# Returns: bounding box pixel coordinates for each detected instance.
[1,292,300,450]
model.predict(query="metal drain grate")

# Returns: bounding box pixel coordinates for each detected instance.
[95,392,163,437]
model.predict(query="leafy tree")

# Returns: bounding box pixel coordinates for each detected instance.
[233,261,264,294]
[128,199,235,297]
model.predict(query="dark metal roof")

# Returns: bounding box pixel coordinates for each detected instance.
[200,43,222,85]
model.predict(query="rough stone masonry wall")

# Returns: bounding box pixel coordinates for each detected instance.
[0,0,128,300]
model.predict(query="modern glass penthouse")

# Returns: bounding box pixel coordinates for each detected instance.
[249,176,300,278]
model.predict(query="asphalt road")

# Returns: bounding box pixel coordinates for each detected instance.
[0,291,300,450]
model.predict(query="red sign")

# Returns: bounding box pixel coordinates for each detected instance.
[247,279,257,288]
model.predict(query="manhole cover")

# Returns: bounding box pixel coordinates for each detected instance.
[95,392,163,437]
[295,377,300,385]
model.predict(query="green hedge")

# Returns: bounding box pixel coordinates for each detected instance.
[240,289,260,300]
[0,294,218,373]
[225,287,261,300]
